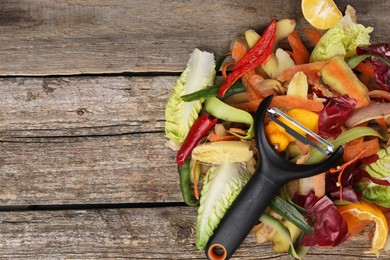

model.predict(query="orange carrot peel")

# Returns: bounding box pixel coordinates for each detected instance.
[222,62,235,79]
[276,61,326,83]
[233,95,324,113]
[330,138,380,202]
[288,30,310,65]
[207,131,240,142]
[193,160,200,200]
[303,28,323,46]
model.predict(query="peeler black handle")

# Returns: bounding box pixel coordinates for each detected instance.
[205,171,280,260]
[204,95,343,260]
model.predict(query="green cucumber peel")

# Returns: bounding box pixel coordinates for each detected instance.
[305,127,386,165]
[178,159,199,207]
[260,213,307,260]
[215,51,230,72]
[180,81,246,102]
[290,232,310,259]
[204,96,254,140]
[270,196,313,233]
[347,54,390,69]
[281,186,307,215]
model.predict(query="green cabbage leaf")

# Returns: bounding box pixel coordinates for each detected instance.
[364,147,390,179]
[165,48,216,144]
[196,162,251,250]
[356,146,390,207]
[310,12,373,62]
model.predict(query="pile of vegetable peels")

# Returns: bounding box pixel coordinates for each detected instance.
[164,5,390,259]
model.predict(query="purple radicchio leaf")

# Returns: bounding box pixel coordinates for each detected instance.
[318,95,357,139]
[357,43,390,91]
[293,192,350,247]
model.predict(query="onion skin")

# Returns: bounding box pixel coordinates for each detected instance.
[345,103,390,127]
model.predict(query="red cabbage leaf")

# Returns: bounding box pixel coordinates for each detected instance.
[293,192,350,247]
[318,95,357,139]
[357,44,390,91]
[326,154,381,202]
[326,165,362,203]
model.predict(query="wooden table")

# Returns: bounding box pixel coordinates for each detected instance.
[0,0,388,259]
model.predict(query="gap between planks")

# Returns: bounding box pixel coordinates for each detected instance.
[0,201,187,212]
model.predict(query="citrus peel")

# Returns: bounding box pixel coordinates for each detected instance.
[301,0,342,30]
[337,201,388,256]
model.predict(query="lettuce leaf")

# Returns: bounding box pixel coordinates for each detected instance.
[356,147,390,207]
[165,48,216,144]
[196,162,251,250]
[357,180,390,207]
[364,147,390,179]
[310,13,373,62]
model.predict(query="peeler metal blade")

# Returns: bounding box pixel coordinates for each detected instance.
[267,107,334,156]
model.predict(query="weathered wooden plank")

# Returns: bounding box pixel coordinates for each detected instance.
[0,0,388,76]
[0,207,386,259]
[0,76,172,137]
[0,133,183,205]
[0,76,187,205]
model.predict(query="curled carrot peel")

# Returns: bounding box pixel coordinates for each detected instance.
[354,62,375,78]
[193,160,199,200]
[330,145,373,201]
[276,61,326,82]
[231,40,248,62]
[375,118,388,129]
[228,127,246,136]
[221,62,235,79]
[303,28,323,46]
[233,95,324,113]
[346,137,364,146]
[207,131,240,142]
[288,30,310,65]
[178,159,199,206]
[218,19,277,97]
[241,69,266,101]
[342,138,380,162]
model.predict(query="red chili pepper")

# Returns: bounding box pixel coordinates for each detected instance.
[176,114,218,166]
[218,18,277,97]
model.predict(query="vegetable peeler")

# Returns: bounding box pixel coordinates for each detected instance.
[205,95,344,260]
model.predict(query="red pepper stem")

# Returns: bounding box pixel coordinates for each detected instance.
[218,18,277,97]
[176,114,218,166]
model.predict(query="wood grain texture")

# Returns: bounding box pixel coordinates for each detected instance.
[0,76,185,205]
[0,0,388,75]
[0,207,386,259]
[0,1,389,258]
[0,133,181,205]
[0,76,172,137]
